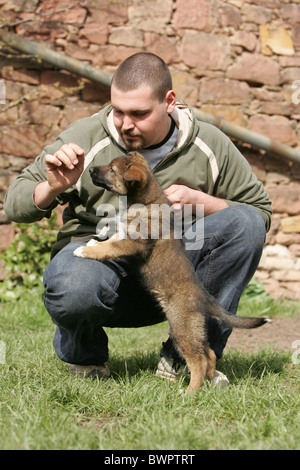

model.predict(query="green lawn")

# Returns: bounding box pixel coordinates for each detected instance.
[0,288,299,450]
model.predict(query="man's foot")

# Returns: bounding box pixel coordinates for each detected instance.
[210,370,230,388]
[68,363,111,380]
[155,356,189,382]
[155,356,229,387]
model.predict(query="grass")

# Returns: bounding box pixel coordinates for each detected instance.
[0,287,299,450]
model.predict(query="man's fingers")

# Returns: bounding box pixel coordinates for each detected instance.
[55,148,77,169]
[63,143,85,166]
[48,143,85,170]
[68,143,85,156]
[45,153,63,167]
[163,184,181,196]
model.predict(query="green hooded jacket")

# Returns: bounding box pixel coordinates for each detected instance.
[4,101,272,257]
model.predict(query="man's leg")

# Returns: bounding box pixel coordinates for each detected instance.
[43,241,165,369]
[44,242,123,366]
[159,205,266,367]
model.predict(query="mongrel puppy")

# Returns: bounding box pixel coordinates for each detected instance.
[74,152,269,394]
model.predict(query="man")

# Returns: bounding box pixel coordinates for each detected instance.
[4,52,272,385]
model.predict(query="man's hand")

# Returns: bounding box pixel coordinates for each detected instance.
[163,184,196,211]
[163,184,228,215]
[45,143,85,194]
[34,143,85,210]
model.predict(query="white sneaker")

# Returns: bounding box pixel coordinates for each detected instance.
[210,370,230,388]
[155,356,189,382]
[68,363,111,379]
[156,356,229,387]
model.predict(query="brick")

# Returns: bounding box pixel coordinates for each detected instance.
[144,33,179,64]
[0,124,48,158]
[230,31,257,52]
[227,53,280,86]
[39,0,87,24]
[241,3,272,25]
[260,25,294,56]
[220,4,241,28]
[181,31,231,72]
[173,0,217,31]
[201,105,247,127]
[1,67,39,85]
[79,23,109,46]
[86,2,127,27]
[281,215,300,233]
[110,27,144,48]
[171,71,199,106]
[249,115,298,146]
[281,4,300,25]
[266,183,300,216]
[199,78,251,105]
[19,101,61,126]
[128,0,173,34]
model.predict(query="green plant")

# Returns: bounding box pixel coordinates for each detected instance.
[243,278,270,299]
[0,214,58,300]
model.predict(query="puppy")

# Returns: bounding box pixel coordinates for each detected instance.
[74,152,269,393]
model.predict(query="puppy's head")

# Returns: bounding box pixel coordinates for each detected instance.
[89,151,150,196]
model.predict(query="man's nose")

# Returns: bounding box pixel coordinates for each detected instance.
[122,115,134,131]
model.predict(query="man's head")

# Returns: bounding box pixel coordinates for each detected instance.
[110,52,176,150]
[112,52,173,102]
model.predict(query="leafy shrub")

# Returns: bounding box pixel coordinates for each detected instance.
[242,278,270,299]
[0,214,58,301]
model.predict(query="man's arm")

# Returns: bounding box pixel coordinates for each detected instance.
[4,143,85,222]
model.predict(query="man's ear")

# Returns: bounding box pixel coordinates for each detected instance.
[123,165,146,187]
[165,90,176,114]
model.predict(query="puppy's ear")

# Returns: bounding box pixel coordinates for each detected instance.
[123,165,146,187]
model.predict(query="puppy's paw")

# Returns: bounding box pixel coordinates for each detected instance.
[87,239,99,247]
[73,246,86,258]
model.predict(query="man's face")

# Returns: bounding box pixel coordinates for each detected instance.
[111,83,176,150]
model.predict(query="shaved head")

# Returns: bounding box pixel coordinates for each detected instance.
[111,52,173,103]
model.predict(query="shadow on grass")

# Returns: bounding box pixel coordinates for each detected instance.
[217,348,291,383]
[107,348,291,385]
[107,350,160,380]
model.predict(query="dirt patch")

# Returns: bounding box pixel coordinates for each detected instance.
[225,311,300,354]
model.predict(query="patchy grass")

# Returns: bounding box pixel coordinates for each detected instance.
[0,288,299,450]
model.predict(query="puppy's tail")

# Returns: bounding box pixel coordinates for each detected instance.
[207,298,271,329]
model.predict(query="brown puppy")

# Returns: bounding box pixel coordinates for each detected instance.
[74,152,269,393]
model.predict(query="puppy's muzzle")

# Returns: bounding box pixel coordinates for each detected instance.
[89,166,109,189]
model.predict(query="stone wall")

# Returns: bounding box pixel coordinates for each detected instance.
[0,0,299,298]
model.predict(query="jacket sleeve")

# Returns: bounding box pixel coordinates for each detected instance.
[215,134,272,232]
[4,137,66,223]
[4,110,108,224]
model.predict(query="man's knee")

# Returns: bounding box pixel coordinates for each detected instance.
[227,205,266,255]
[43,242,122,323]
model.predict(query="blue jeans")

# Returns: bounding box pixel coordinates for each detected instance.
[43,205,266,365]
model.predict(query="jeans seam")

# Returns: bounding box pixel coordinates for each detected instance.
[204,232,223,290]
[204,246,215,291]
